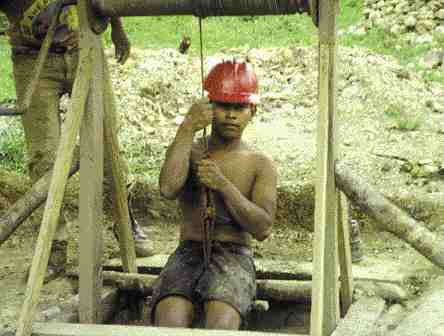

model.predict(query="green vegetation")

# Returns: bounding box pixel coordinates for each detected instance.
[0,118,26,173]
[384,103,422,132]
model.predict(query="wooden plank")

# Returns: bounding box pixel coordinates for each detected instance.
[15,48,92,336]
[331,297,385,336]
[102,58,137,274]
[337,192,353,316]
[103,254,415,285]
[32,323,306,336]
[310,0,340,335]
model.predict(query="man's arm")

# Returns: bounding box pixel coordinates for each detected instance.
[198,155,277,241]
[159,99,213,199]
[110,17,130,64]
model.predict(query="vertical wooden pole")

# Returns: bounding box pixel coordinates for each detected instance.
[15,49,92,336]
[310,0,340,335]
[337,192,353,316]
[78,0,105,322]
[103,61,138,274]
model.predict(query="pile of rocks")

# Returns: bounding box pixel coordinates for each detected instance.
[364,0,444,35]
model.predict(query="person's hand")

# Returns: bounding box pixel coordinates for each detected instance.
[184,98,213,133]
[111,20,131,65]
[196,159,229,192]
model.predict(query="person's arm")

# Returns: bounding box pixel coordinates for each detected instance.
[159,99,213,200]
[110,17,130,64]
[197,155,277,241]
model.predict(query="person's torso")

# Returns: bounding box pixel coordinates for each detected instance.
[179,142,260,247]
[4,0,78,50]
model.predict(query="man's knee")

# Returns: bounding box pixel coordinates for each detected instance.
[154,295,194,328]
[204,300,241,330]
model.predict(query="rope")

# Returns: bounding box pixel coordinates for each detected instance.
[197,16,215,269]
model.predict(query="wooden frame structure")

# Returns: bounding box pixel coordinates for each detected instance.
[14,1,354,336]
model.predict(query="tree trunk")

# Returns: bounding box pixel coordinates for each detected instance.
[0,161,79,246]
[335,161,444,269]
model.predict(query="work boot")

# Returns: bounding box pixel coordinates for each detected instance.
[113,218,154,258]
[349,219,364,263]
[24,240,67,284]
[132,218,155,258]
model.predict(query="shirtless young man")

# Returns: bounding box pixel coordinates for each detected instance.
[155,61,278,330]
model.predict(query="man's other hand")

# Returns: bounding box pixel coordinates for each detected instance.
[111,18,130,64]
[197,159,229,192]
[184,98,213,133]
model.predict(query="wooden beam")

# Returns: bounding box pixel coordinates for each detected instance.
[335,162,444,269]
[98,271,409,304]
[337,192,353,316]
[32,323,306,336]
[103,254,414,285]
[102,58,137,274]
[15,47,92,336]
[310,0,340,335]
[78,0,105,323]
[92,0,311,17]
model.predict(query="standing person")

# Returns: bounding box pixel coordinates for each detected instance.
[0,0,153,282]
[154,61,278,330]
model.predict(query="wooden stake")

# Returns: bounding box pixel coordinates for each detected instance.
[310,1,340,335]
[15,47,92,336]
[337,192,353,316]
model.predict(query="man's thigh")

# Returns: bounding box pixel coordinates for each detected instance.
[196,242,256,324]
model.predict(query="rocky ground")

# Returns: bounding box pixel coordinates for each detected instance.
[1,42,444,334]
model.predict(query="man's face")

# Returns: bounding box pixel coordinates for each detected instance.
[212,102,252,140]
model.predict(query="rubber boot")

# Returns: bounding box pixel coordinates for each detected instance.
[349,219,364,263]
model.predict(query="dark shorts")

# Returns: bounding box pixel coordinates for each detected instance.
[150,240,256,324]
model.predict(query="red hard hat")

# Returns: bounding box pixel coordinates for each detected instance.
[204,61,259,105]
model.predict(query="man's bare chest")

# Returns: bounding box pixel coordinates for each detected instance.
[209,152,257,195]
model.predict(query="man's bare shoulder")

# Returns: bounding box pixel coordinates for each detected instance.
[244,149,276,170]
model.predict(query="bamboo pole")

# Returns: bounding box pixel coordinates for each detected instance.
[310,0,340,335]
[15,47,92,336]
[335,162,444,270]
[0,161,79,246]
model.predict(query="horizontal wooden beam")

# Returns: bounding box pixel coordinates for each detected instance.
[32,323,305,336]
[100,271,409,303]
[92,0,311,17]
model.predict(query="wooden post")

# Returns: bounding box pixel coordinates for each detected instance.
[337,192,353,316]
[310,0,340,335]
[103,60,138,274]
[78,0,105,323]
[15,48,92,336]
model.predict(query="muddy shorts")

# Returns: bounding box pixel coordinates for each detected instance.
[150,240,256,324]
